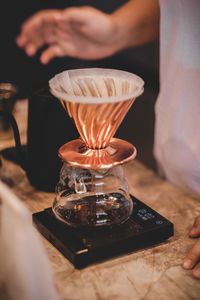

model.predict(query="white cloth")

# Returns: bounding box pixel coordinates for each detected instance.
[0,180,60,300]
[154,0,200,196]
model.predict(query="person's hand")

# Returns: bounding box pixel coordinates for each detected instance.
[183,215,200,279]
[16,7,121,64]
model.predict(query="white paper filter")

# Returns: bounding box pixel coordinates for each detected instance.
[49,68,144,103]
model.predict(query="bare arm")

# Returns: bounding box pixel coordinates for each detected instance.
[16,0,159,63]
[111,0,160,49]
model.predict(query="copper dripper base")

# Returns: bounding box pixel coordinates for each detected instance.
[58,138,136,169]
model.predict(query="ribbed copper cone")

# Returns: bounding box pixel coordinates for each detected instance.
[59,98,134,149]
[49,68,144,167]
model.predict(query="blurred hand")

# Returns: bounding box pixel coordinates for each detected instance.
[183,215,200,279]
[16,7,121,64]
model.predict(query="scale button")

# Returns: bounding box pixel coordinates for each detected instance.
[156,220,163,225]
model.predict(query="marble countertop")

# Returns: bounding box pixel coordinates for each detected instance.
[1,100,200,300]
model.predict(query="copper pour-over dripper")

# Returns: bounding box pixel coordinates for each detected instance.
[49,68,144,169]
[49,68,144,227]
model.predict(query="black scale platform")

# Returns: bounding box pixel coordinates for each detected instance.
[33,195,174,269]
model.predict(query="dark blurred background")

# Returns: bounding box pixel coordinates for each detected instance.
[0,0,159,171]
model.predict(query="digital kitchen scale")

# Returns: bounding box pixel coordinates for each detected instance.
[33,195,174,269]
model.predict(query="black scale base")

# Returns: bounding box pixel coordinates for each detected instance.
[33,195,174,269]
